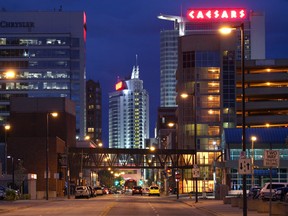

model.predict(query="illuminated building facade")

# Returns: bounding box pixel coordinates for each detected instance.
[0,11,87,139]
[158,9,265,107]
[158,8,268,193]
[161,8,288,193]
[109,65,149,149]
[86,80,102,144]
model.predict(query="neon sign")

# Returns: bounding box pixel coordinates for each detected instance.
[115,81,125,91]
[187,9,247,21]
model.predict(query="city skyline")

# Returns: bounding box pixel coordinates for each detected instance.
[2,0,288,146]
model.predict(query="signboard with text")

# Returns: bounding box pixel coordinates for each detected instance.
[263,150,280,167]
[187,8,247,21]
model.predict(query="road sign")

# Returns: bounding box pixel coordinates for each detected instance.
[192,168,200,178]
[238,158,252,174]
[175,173,181,180]
[263,150,280,167]
[240,151,246,159]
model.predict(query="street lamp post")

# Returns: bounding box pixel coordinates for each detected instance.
[46,112,58,200]
[4,124,11,175]
[7,156,14,188]
[251,136,257,187]
[220,23,246,216]
[180,81,198,203]
[167,122,180,199]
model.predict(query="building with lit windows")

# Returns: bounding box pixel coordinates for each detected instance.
[158,9,265,107]
[86,80,102,144]
[109,65,149,149]
[236,59,288,128]
[0,11,87,139]
[160,8,288,194]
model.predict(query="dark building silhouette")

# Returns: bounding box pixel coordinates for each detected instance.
[86,80,102,144]
[7,97,76,198]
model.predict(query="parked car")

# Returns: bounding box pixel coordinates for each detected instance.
[273,187,288,201]
[102,187,109,195]
[132,186,143,195]
[94,186,104,195]
[87,186,95,197]
[259,182,288,200]
[149,186,160,196]
[75,186,90,199]
[248,186,261,199]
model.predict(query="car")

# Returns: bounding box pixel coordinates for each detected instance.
[94,186,104,195]
[75,186,90,199]
[273,187,288,201]
[149,186,160,196]
[87,186,95,197]
[259,182,288,200]
[102,187,109,194]
[132,186,143,195]
[248,186,261,199]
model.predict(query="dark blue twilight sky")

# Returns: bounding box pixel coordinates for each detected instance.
[2,0,288,146]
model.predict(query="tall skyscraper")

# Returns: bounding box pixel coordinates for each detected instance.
[158,9,265,107]
[109,64,149,149]
[86,80,102,144]
[0,11,87,138]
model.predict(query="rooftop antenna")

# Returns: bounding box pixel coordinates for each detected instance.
[131,54,139,79]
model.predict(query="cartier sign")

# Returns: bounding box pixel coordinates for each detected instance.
[0,21,35,28]
[187,8,247,21]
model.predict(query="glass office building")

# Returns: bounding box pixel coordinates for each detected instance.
[0,11,87,138]
[158,10,265,108]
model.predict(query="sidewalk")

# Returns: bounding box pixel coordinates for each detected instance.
[179,196,270,216]
[0,199,47,213]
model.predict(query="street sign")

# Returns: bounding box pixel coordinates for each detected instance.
[240,151,246,159]
[238,158,252,174]
[175,173,181,180]
[192,168,200,178]
[263,150,280,167]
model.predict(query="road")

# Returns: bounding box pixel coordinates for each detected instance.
[0,194,214,216]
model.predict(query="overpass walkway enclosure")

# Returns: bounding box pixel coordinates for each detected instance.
[69,148,196,169]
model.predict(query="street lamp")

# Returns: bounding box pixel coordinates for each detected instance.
[181,86,198,203]
[220,23,246,216]
[251,136,257,187]
[46,112,58,200]
[4,124,11,175]
[167,122,179,199]
[7,156,14,188]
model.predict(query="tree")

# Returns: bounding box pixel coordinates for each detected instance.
[14,160,27,194]
[98,170,113,187]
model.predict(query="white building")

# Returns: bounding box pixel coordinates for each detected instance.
[109,65,149,149]
[0,11,86,138]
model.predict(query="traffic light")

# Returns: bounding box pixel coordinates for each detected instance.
[166,168,172,177]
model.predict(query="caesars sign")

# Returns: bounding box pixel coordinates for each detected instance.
[187,8,247,21]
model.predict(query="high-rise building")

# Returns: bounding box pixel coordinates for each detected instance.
[86,80,102,144]
[158,9,265,107]
[0,11,87,138]
[109,65,149,149]
[158,8,270,193]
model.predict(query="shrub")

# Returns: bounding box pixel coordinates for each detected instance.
[4,189,18,201]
